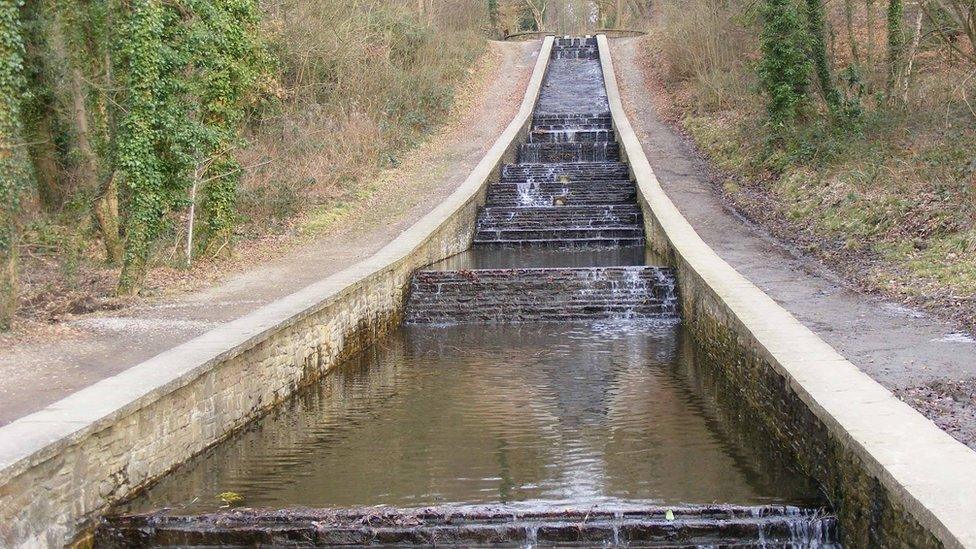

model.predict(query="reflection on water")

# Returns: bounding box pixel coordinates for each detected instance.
[121,322,820,514]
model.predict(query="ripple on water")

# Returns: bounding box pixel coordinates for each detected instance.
[121,321,821,514]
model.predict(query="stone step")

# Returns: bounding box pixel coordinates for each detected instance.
[478,205,642,230]
[485,180,636,207]
[501,162,630,183]
[473,227,645,245]
[528,129,615,143]
[533,113,612,129]
[519,142,619,163]
[405,267,679,323]
[554,36,597,47]
[96,504,838,547]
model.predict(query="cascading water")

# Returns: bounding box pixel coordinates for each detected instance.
[102,36,839,548]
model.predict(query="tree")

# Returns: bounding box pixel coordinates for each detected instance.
[885,0,904,98]
[921,0,976,68]
[805,0,842,112]
[0,0,32,330]
[758,0,812,130]
[114,0,166,296]
[488,0,500,37]
[524,0,547,30]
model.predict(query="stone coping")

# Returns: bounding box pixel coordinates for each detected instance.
[0,36,554,529]
[595,34,976,549]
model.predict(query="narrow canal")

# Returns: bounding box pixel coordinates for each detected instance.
[103,37,840,547]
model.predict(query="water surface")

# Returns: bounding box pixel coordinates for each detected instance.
[121,321,820,514]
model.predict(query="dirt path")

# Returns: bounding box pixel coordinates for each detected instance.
[610,37,976,449]
[0,40,541,426]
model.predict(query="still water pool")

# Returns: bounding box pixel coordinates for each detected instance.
[121,321,820,514]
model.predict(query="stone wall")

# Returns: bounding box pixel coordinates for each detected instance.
[0,37,554,549]
[597,34,976,549]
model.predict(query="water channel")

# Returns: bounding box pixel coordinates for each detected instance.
[103,37,840,547]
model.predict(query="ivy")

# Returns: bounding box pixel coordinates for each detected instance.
[804,0,841,112]
[115,0,268,293]
[758,0,812,132]
[114,0,166,295]
[185,0,268,252]
[0,0,32,328]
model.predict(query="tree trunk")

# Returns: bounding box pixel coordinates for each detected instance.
[844,0,861,65]
[21,0,65,210]
[0,236,15,331]
[94,175,123,265]
[866,0,876,68]
[25,111,62,208]
[885,0,905,99]
[805,0,841,111]
[901,7,923,103]
[68,65,122,264]
[116,0,166,297]
[69,67,100,195]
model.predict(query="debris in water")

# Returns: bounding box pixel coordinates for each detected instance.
[217,491,244,506]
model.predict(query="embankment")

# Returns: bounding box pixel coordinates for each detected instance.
[597,34,976,549]
[0,37,554,549]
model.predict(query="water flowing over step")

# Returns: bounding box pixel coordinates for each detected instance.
[474,204,643,246]
[501,162,631,183]
[552,37,599,60]
[519,141,619,163]
[529,128,615,142]
[96,505,839,547]
[479,205,641,228]
[532,113,612,131]
[486,180,636,207]
[405,267,677,324]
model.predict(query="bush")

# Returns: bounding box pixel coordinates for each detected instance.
[656,0,755,111]
[238,0,487,233]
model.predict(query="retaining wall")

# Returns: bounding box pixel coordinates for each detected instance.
[0,37,554,549]
[596,34,976,549]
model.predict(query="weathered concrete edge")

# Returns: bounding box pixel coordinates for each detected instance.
[0,37,553,545]
[596,34,976,549]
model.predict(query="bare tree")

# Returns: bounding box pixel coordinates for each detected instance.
[525,0,548,30]
[921,0,976,67]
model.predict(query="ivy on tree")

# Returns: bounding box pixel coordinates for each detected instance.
[757,0,812,132]
[115,0,267,295]
[0,0,32,329]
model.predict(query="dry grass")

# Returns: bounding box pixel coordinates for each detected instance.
[645,1,976,333]
[654,0,756,112]
[9,0,489,332]
[236,0,486,237]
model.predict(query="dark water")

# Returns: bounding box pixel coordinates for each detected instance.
[427,245,651,270]
[121,321,820,515]
[535,56,609,115]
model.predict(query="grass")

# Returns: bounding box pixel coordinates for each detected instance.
[236,0,487,241]
[645,0,976,329]
[11,0,491,328]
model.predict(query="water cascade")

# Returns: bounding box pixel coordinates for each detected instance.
[98,37,839,548]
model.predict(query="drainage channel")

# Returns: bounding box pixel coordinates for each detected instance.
[97,37,839,547]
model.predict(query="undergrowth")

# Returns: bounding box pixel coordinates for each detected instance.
[12,0,488,324]
[648,0,976,330]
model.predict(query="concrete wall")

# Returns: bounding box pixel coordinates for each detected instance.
[0,37,554,549]
[596,34,976,549]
